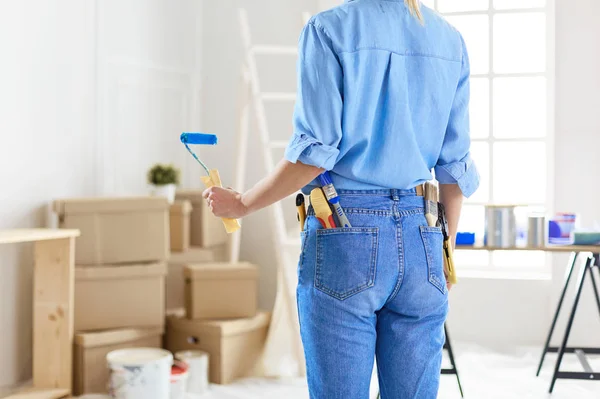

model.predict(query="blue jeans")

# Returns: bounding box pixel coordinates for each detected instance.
[298,189,449,399]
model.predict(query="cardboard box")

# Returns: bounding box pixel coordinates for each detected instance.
[165,312,270,384]
[73,327,163,395]
[75,262,167,331]
[170,200,192,252]
[185,263,258,320]
[175,190,228,247]
[53,197,169,265]
[167,246,227,311]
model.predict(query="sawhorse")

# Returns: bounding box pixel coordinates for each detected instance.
[443,324,464,397]
[536,251,600,392]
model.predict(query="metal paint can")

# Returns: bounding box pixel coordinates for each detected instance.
[107,348,173,399]
[485,206,517,248]
[528,215,546,248]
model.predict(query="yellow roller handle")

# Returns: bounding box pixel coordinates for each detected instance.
[200,169,241,234]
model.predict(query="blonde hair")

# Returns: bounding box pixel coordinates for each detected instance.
[405,0,424,23]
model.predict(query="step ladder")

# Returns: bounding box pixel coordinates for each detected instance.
[232,8,312,377]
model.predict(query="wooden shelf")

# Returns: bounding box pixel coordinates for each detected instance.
[456,245,600,253]
[0,229,79,245]
[2,387,69,399]
[0,229,78,398]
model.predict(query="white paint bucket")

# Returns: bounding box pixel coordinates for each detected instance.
[175,350,209,395]
[107,347,173,399]
[170,360,189,399]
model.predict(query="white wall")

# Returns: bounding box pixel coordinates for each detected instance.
[551,0,600,347]
[0,0,202,389]
[319,0,342,11]
[96,0,203,195]
[0,1,97,388]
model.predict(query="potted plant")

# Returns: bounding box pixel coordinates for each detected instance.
[147,163,181,203]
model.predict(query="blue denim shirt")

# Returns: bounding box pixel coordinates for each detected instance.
[284,0,480,197]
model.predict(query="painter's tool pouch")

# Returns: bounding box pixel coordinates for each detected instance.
[315,227,378,300]
[419,226,447,295]
[200,169,241,234]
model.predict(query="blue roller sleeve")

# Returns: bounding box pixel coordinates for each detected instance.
[180,132,218,176]
[180,133,218,145]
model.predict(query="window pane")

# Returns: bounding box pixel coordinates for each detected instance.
[492,251,545,267]
[421,0,435,9]
[492,142,546,204]
[494,0,546,9]
[493,77,546,138]
[458,205,485,238]
[467,142,489,203]
[470,78,489,138]
[438,0,489,12]
[493,13,546,73]
[446,15,489,74]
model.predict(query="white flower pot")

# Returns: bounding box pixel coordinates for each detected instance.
[152,183,176,204]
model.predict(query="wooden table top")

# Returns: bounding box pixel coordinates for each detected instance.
[456,245,600,253]
[0,229,80,245]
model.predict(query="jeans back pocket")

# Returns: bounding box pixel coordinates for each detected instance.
[315,227,379,300]
[420,226,447,295]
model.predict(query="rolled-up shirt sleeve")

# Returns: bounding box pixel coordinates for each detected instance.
[435,33,480,198]
[284,20,343,171]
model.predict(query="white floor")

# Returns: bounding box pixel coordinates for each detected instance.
[3,343,598,399]
[194,343,600,399]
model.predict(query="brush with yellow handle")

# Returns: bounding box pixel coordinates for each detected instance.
[181,133,241,234]
[310,188,337,229]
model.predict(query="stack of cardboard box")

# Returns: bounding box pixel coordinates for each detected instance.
[53,197,170,396]
[166,191,271,385]
[166,191,230,312]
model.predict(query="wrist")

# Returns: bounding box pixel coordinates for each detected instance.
[239,192,252,217]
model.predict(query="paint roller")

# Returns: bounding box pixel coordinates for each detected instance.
[181,133,241,234]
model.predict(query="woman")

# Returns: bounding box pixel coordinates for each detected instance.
[204,0,479,397]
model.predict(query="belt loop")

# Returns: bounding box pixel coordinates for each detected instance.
[391,189,400,201]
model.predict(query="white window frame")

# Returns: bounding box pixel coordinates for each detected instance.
[429,0,555,277]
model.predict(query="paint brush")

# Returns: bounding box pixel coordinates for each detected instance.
[318,171,351,228]
[310,188,336,229]
[424,182,439,227]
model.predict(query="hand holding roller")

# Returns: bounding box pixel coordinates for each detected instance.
[181,133,241,234]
